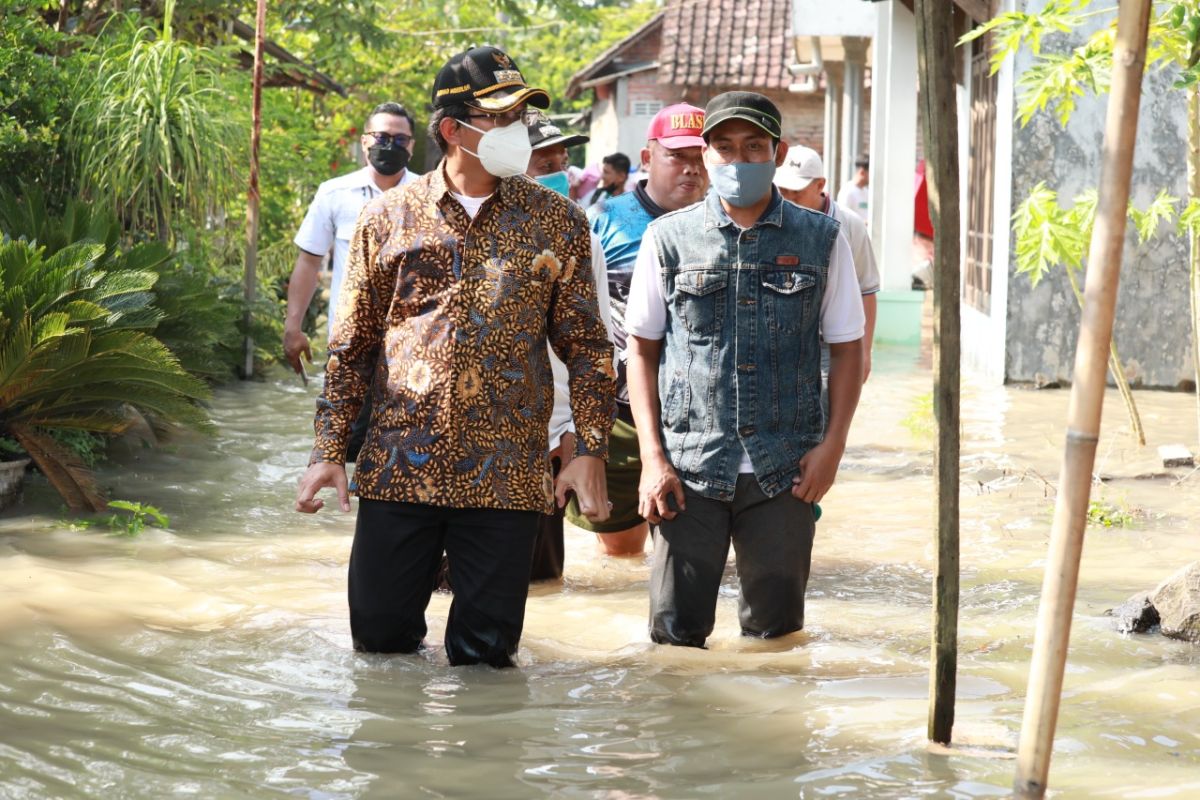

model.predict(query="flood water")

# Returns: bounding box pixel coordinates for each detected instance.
[1,346,1198,799]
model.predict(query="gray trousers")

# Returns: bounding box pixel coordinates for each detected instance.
[649,474,817,648]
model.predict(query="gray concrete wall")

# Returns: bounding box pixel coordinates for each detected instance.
[1005,2,1193,389]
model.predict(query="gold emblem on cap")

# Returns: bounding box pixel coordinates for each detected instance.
[493,51,514,69]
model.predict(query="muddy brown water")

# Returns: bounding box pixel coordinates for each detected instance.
[1,346,1198,798]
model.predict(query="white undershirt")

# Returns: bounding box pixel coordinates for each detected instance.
[451,191,491,219]
[624,227,865,473]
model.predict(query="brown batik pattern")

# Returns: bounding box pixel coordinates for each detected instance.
[310,165,616,513]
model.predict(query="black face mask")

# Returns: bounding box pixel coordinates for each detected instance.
[368,145,410,176]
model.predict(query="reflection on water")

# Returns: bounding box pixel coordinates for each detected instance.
[1,346,1198,798]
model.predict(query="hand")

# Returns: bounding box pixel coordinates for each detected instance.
[283,325,312,375]
[296,462,350,513]
[791,440,845,504]
[638,456,685,524]
[555,454,609,522]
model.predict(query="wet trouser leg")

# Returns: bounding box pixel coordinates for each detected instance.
[649,475,817,647]
[348,499,446,654]
[348,501,538,666]
[442,507,539,667]
[729,475,816,638]
[649,485,733,648]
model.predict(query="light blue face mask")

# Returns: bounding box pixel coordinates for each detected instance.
[535,170,570,197]
[707,161,777,208]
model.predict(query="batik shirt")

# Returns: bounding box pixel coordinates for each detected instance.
[310,165,616,513]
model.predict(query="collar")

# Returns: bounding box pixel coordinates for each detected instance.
[704,186,785,230]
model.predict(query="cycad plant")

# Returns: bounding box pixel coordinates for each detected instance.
[69,0,239,242]
[0,239,210,510]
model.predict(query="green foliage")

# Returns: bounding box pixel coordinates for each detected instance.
[0,238,212,439]
[0,435,23,459]
[105,499,170,536]
[1130,189,1179,244]
[0,13,76,196]
[961,1,1200,126]
[69,2,240,241]
[47,429,108,467]
[901,391,935,442]
[1012,182,1090,285]
[1086,497,1136,528]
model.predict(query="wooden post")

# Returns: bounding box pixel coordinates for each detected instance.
[1013,2,1153,797]
[242,0,266,380]
[915,0,961,746]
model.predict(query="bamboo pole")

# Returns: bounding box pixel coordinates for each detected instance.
[1013,2,1153,796]
[915,0,962,746]
[242,0,266,380]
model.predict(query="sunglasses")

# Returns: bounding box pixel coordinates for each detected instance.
[364,131,413,149]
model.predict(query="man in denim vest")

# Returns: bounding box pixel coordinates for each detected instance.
[624,92,865,648]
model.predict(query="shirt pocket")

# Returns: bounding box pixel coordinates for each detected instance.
[760,269,817,334]
[672,268,728,335]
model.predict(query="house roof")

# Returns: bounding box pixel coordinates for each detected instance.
[565,12,665,98]
[658,0,793,90]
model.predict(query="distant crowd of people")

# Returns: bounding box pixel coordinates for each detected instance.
[284,43,878,668]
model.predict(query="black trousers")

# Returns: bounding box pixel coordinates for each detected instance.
[529,455,564,582]
[649,474,816,648]
[349,499,539,667]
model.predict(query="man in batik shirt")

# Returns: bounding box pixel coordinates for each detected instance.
[295,46,616,668]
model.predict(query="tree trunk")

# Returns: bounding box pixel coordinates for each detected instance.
[11,425,106,512]
[915,0,961,747]
[242,0,266,379]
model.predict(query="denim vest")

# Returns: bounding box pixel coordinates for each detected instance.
[650,188,840,500]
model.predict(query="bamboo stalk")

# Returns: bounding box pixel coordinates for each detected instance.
[1013,2,1154,797]
[242,0,266,380]
[915,0,961,747]
[1063,267,1145,445]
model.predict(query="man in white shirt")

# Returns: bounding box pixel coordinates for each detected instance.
[284,102,422,376]
[284,102,421,461]
[836,156,870,225]
[775,145,879,381]
[524,112,615,580]
[625,92,864,649]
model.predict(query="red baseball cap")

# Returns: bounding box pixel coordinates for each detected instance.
[645,103,706,149]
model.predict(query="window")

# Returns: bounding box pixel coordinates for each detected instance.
[965,34,997,315]
[631,100,663,117]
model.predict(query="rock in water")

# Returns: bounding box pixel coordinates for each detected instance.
[1107,591,1160,634]
[1151,562,1200,642]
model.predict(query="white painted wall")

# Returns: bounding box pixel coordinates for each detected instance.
[792,0,876,36]
[585,91,620,167]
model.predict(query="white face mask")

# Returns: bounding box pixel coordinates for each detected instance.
[459,119,532,178]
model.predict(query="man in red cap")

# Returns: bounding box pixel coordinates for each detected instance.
[564,103,708,557]
[294,45,616,667]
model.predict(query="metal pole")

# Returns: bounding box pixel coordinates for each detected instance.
[1013,1,1153,795]
[915,0,961,746]
[242,0,266,379]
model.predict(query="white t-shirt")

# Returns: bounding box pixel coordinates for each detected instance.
[836,182,870,226]
[450,191,491,219]
[828,198,880,295]
[624,226,865,473]
[293,166,420,340]
[548,232,614,450]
